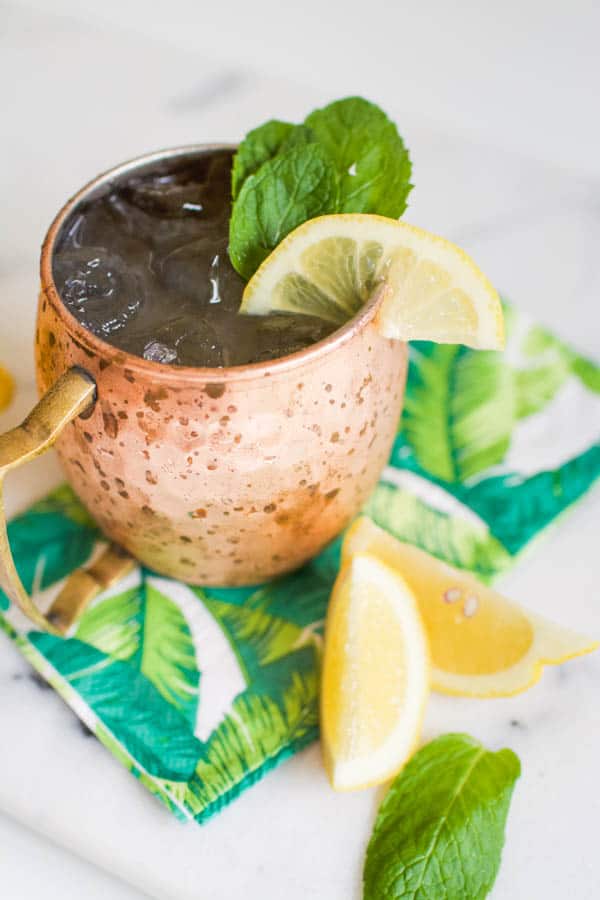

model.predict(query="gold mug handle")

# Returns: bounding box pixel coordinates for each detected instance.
[0,368,135,635]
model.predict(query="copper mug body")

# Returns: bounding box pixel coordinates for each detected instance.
[0,145,407,633]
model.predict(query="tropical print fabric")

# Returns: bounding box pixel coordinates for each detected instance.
[1,306,598,823]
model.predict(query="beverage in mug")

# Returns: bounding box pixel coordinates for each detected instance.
[52,149,335,367]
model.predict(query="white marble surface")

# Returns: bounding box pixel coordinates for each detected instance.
[1,3,599,898]
[0,815,151,900]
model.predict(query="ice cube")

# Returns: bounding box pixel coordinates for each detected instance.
[125,153,232,220]
[52,247,146,336]
[158,236,226,303]
[58,211,86,250]
[142,341,178,365]
[210,253,246,313]
[118,158,230,221]
[56,199,151,266]
[137,317,225,368]
[121,175,207,219]
[107,192,208,252]
[174,320,224,368]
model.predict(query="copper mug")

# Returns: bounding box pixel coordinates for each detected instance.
[0,145,408,634]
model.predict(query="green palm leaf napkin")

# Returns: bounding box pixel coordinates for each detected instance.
[1,305,599,823]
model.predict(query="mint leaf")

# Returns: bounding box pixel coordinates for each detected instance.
[305,96,412,217]
[229,143,337,280]
[231,119,296,200]
[280,123,316,151]
[232,122,318,202]
[363,733,520,900]
[228,97,413,279]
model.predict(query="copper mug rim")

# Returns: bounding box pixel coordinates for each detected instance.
[40,142,385,386]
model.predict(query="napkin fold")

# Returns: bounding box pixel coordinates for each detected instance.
[1,304,599,823]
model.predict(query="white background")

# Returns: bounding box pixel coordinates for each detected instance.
[1,1,599,897]
[8,0,600,177]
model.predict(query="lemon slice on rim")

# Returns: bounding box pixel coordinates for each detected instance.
[343,517,598,698]
[0,364,14,412]
[321,552,430,791]
[240,214,504,349]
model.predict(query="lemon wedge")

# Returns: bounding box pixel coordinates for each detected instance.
[240,214,504,349]
[344,517,598,697]
[321,552,429,791]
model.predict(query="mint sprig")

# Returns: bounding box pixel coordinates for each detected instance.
[229,97,412,280]
[363,733,521,900]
